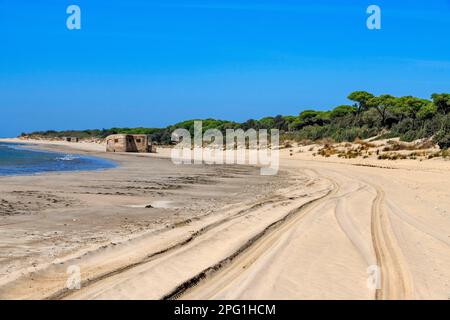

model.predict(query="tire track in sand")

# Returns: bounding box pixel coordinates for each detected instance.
[370,185,414,300]
[166,179,339,300]
[44,174,328,300]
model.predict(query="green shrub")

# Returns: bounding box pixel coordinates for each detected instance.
[434,131,450,149]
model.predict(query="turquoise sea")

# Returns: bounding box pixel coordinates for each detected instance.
[0,142,116,176]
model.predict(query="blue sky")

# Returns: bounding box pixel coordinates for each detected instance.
[1,0,450,137]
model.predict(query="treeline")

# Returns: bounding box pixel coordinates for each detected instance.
[284,91,450,149]
[21,91,450,149]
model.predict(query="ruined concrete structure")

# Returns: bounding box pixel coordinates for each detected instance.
[105,134,152,153]
[63,137,79,142]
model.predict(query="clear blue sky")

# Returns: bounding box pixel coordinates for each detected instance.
[1,0,450,137]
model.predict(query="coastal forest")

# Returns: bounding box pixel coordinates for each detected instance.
[22,91,450,149]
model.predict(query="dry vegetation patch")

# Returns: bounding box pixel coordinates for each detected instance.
[309,138,448,161]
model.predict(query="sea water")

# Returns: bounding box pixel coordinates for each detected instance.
[0,142,116,176]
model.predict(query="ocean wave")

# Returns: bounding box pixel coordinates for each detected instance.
[57,155,79,161]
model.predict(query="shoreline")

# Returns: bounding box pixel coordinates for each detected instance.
[0,139,118,177]
[0,137,177,170]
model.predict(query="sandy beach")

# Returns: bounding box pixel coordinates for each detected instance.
[0,138,449,300]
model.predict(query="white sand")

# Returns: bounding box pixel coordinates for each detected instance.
[0,139,449,300]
